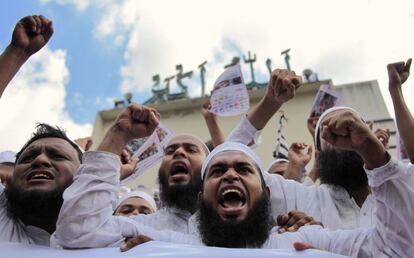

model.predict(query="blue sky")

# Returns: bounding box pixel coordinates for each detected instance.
[1,0,126,124]
[1,0,413,150]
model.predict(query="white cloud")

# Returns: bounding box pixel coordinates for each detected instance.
[43,0,414,115]
[0,47,92,151]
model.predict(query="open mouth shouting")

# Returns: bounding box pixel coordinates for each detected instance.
[169,161,190,183]
[218,186,247,219]
[26,170,55,183]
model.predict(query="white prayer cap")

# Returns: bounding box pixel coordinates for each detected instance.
[266,158,289,172]
[0,151,16,164]
[115,191,157,212]
[314,106,363,151]
[201,141,263,179]
[166,133,210,155]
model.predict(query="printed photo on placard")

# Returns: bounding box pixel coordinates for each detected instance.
[156,123,174,146]
[309,84,341,118]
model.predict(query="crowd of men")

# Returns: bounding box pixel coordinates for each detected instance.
[0,15,413,258]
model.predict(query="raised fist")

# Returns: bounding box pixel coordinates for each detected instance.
[10,15,54,57]
[320,109,375,152]
[266,69,302,105]
[113,104,160,143]
[288,142,313,168]
[387,58,411,92]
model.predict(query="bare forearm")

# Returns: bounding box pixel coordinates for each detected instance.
[390,90,414,162]
[247,96,281,130]
[0,45,29,98]
[97,126,128,155]
[204,116,225,147]
[358,139,389,170]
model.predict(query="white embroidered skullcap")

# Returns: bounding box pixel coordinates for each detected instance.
[0,151,16,164]
[115,191,157,212]
[266,158,289,172]
[201,141,263,179]
[166,133,210,155]
[314,106,363,151]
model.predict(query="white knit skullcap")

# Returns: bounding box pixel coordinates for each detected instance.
[266,158,289,172]
[115,191,157,212]
[314,106,363,151]
[200,141,263,179]
[0,151,16,164]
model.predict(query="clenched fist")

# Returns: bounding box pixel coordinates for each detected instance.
[10,15,54,57]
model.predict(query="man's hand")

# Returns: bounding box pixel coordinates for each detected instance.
[201,100,216,121]
[276,211,322,233]
[293,242,317,251]
[374,128,390,149]
[98,104,160,155]
[120,149,139,180]
[120,235,153,252]
[266,69,303,105]
[320,109,388,169]
[10,15,54,58]
[288,142,313,168]
[387,58,411,93]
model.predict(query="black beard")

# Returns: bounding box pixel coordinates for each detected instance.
[4,182,65,229]
[197,193,272,248]
[158,169,202,214]
[318,148,368,190]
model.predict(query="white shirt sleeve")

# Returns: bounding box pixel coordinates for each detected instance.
[296,159,414,257]
[54,151,132,248]
[53,151,200,249]
[227,115,262,147]
[363,159,414,257]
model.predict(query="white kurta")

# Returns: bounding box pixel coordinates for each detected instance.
[263,172,375,230]
[53,150,414,257]
[0,184,51,246]
[228,117,375,230]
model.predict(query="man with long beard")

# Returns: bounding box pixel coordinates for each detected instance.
[131,133,209,233]
[53,67,312,246]
[57,128,414,257]
[0,123,83,245]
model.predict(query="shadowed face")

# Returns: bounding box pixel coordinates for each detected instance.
[10,137,80,193]
[159,135,207,187]
[198,150,271,248]
[202,151,267,221]
[5,137,80,229]
[114,197,155,217]
[158,135,207,212]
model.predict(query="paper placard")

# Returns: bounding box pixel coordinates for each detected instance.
[210,64,250,116]
[122,123,174,184]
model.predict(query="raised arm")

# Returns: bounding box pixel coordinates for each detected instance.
[227,69,302,146]
[295,110,414,257]
[53,104,160,248]
[387,59,414,162]
[0,15,53,98]
[247,69,302,130]
[201,101,225,147]
[283,142,312,182]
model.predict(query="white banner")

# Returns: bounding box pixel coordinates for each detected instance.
[0,241,351,258]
